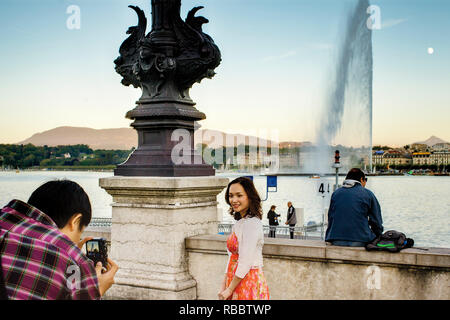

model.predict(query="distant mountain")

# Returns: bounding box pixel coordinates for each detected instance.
[17,126,312,150]
[413,136,449,147]
[17,126,137,150]
[197,129,277,148]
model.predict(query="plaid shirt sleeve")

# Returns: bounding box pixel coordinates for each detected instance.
[0,201,101,300]
[64,257,101,300]
[0,229,101,300]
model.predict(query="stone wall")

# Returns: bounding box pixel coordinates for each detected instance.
[186,235,450,300]
[82,229,449,300]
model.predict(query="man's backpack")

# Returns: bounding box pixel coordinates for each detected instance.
[365,230,414,253]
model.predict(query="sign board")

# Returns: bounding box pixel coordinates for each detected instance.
[267,175,277,188]
[316,179,330,197]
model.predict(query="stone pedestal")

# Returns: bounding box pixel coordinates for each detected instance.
[99,176,228,299]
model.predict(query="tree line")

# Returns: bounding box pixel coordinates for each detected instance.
[0,144,132,169]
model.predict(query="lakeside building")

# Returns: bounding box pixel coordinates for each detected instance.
[372,150,412,167]
[412,152,432,166]
[383,151,412,166]
[430,151,450,166]
[372,150,385,166]
[410,151,450,167]
[432,143,450,152]
[372,142,450,169]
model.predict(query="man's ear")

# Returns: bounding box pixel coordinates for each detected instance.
[67,213,83,231]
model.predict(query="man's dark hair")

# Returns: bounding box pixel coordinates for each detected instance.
[27,180,92,230]
[345,168,366,182]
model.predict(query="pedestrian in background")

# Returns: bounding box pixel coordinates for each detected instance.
[285,201,297,239]
[267,205,280,238]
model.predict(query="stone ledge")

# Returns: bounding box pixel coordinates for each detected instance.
[99,176,229,190]
[186,234,450,269]
[99,176,229,205]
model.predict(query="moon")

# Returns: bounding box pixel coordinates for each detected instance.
[428,47,434,55]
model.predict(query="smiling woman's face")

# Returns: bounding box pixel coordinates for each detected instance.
[228,183,250,216]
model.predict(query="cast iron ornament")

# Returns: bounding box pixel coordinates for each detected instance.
[113,1,221,177]
[114,3,221,103]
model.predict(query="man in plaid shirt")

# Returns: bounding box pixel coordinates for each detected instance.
[0,180,118,299]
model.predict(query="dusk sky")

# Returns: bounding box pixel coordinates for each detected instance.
[0,0,449,147]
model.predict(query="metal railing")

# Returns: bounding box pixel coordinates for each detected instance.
[89,217,114,228]
[218,223,327,240]
[90,218,327,240]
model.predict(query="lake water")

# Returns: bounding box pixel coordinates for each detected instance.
[0,171,448,248]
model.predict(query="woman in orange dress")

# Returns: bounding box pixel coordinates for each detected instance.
[218,177,270,300]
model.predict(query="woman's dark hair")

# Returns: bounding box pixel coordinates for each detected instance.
[28,180,92,230]
[225,177,262,220]
[345,168,366,182]
[270,205,276,210]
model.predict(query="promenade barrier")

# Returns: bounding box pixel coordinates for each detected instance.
[186,235,450,300]
[88,218,326,240]
[83,219,450,300]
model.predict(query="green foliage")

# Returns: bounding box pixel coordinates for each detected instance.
[372,145,392,151]
[0,144,130,169]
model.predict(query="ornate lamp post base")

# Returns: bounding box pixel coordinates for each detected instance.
[114,101,214,177]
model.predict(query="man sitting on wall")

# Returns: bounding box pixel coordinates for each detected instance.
[0,180,118,299]
[325,168,383,247]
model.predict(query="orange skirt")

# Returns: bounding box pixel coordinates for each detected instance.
[225,253,270,300]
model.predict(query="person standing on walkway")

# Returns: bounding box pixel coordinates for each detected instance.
[218,177,270,300]
[285,201,297,239]
[267,205,280,238]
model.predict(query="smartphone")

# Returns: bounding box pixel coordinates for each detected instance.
[85,238,108,269]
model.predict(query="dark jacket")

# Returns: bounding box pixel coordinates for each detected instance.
[325,181,383,243]
[267,210,280,226]
[286,206,297,225]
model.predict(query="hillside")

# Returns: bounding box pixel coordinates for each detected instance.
[17,127,137,150]
[16,126,281,150]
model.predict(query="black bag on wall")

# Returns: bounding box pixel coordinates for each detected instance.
[365,230,414,253]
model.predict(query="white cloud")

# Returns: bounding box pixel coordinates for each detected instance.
[260,50,297,62]
[381,18,408,29]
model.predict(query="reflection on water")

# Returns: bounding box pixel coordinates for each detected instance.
[0,171,448,248]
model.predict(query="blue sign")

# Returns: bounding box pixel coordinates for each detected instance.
[267,175,277,188]
[244,176,254,181]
